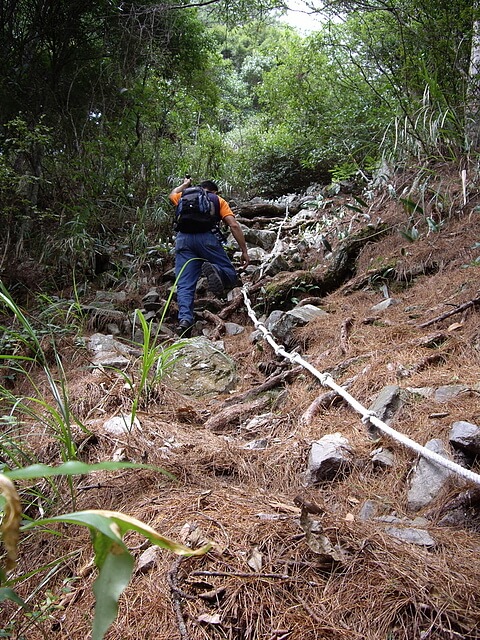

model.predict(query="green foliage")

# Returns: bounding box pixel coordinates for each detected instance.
[1,462,210,639]
[0,0,477,279]
[121,308,186,426]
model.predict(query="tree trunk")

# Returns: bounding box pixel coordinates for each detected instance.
[467,1,480,153]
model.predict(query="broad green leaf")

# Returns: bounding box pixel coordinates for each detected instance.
[353,195,368,208]
[92,541,134,640]
[0,586,29,609]
[4,460,172,481]
[23,510,211,557]
[91,522,125,568]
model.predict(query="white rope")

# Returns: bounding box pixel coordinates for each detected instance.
[257,202,290,279]
[241,286,480,486]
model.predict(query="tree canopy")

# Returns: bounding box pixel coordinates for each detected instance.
[0,0,478,285]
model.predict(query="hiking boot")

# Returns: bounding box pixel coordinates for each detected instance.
[201,262,225,298]
[176,320,193,337]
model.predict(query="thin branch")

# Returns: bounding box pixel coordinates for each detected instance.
[417,296,480,328]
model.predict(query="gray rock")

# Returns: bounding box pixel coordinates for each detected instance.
[270,305,328,342]
[87,333,132,368]
[242,438,269,450]
[106,323,122,336]
[306,433,354,484]
[265,310,284,330]
[434,385,469,403]
[242,227,278,251]
[406,387,435,398]
[225,322,244,336]
[165,337,237,398]
[371,298,398,312]
[370,447,395,469]
[407,439,453,512]
[103,414,141,435]
[262,254,291,277]
[142,289,161,311]
[384,526,436,547]
[95,290,127,304]
[449,421,480,456]
[359,499,389,521]
[367,385,403,438]
[245,247,268,264]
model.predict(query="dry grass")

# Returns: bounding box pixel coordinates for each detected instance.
[3,169,480,640]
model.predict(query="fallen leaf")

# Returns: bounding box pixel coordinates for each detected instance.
[197,613,222,625]
[447,322,463,332]
[247,546,263,572]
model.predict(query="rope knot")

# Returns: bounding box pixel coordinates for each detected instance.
[361,410,378,425]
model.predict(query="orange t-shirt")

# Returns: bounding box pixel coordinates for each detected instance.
[169,191,234,220]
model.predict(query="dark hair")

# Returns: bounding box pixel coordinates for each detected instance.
[200,180,219,192]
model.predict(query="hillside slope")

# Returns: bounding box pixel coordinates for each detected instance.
[2,163,480,640]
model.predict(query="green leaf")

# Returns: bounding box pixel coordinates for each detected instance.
[400,197,424,215]
[400,227,419,242]
[353,195,368,208]
[344,203,364,214]
[0,586,29,610]
[426,217,440,232]
[4,460,171,481]
[92,540,134,640]
[22,510,211,556]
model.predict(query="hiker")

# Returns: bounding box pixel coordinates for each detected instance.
[169,177,250,336]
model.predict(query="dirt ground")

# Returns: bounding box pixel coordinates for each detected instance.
[2,167,480,639]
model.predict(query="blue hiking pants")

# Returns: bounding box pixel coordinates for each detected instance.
[175,231,237,324]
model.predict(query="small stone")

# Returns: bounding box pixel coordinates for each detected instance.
[370,447,395,469]
[385,526,436,547]
[449,421,480,455]
[434,385,469,403]
[407,439,453,512]
[103,414,141,435]
[137,546,161,573]
[371,298,398,312]
[306,433,354,484]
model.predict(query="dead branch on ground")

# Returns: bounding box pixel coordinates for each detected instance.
[417,295,480,328]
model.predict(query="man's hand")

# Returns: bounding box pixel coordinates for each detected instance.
[240,248,250,267]
[170,176,192,196]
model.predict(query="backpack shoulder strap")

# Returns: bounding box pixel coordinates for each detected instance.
[207,192,221,219]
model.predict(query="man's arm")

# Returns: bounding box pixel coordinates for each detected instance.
[223,215,250,266]
[169,176,192,199]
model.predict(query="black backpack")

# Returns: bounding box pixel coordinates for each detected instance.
[175,187,220,233]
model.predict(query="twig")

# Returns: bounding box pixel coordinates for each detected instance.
[223,366,303,406]
[167,557,190,640]
[191,570,289,579]
[417,296,480,328]
[218,280,265,320]
[201,309,225,340]
[339,316,354,355]
[300,366,370,426]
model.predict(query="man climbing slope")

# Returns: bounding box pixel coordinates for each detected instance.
[169,177,250,336]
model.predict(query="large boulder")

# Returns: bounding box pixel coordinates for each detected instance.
[165,337,237,398]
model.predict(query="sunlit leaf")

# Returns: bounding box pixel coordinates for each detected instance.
[4,460,171,481]
[92,539,134,640]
